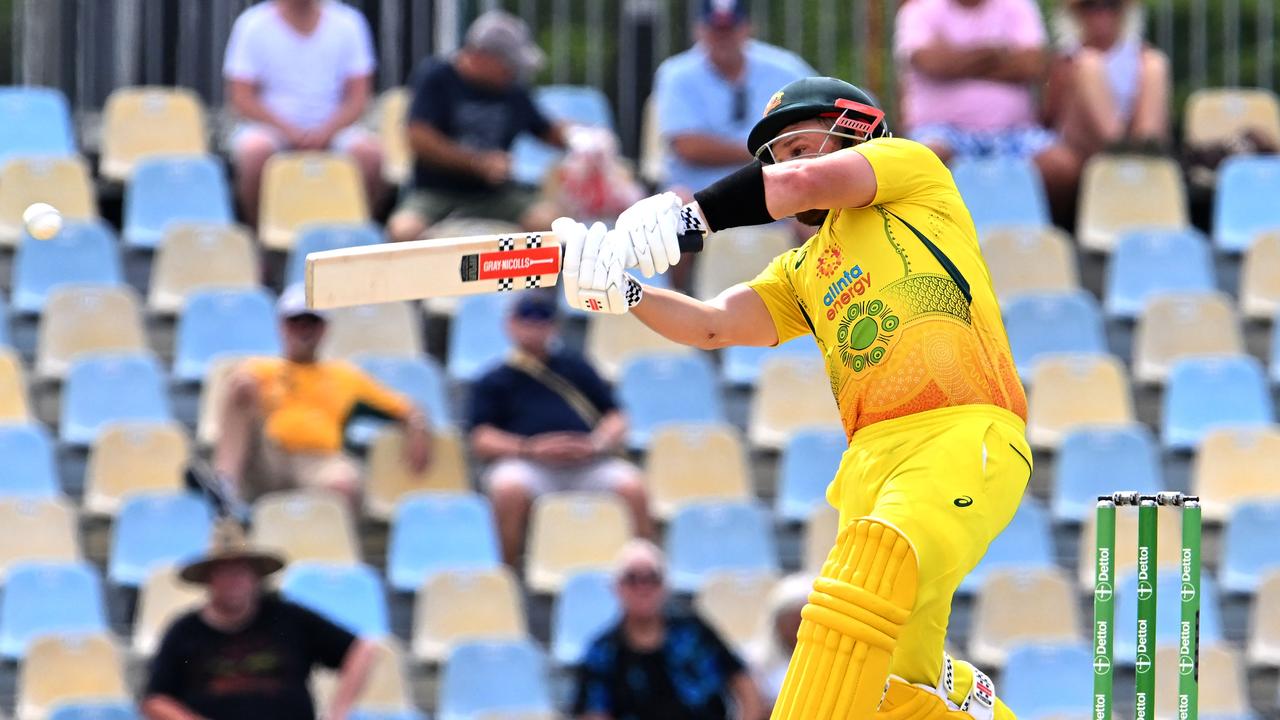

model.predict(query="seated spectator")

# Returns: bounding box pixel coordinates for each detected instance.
[468,292,651,566]
[142,519,378,720]
[750,575,808,711]
[388,11,566,243]
[574,540,765,720]
[547,125,646,224]
[213,284,431,509]
[223,0,384,224]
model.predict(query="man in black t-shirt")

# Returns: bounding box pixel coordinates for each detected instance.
[387,10,568,243]
[142,520,378,720]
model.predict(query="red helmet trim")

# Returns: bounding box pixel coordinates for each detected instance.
[820,97,885,137]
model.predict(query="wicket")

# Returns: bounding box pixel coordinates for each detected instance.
[1093,492,1201,720]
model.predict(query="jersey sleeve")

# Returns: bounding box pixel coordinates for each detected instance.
[853,138,953,206]
[1008,0,1048,48]
[222,11,259,81]
[746,247,815,345]
[350,366,413,421]
[342,7,377,78]
[892,0,938,61]
[408,61,450,130]
[144,617,191,699]
[294,602,358,669]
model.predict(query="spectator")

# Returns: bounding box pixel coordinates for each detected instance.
[573,540,765,720]
[142,519,378,720]
[468,292,651,567]
[750,575,808,711]
[213,284,431,510]
[387,11,567,243]
[224,0,384,225]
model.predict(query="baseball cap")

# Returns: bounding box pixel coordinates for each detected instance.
[701,0,749,28]
[510,292,558,322]
[465,10,546,77]
[277,283,328,321]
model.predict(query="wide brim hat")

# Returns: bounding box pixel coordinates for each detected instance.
[179,518,285,584]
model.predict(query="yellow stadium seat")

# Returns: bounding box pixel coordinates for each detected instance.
[313,638,414,712]
[1077,155,1188,253]
[365,428,469,522]
[0,348,32,422]
[969,568,1081,668]
[1241,230,1280,320]
[420,219,523,317]
[17,633,127,720]
[1193,425,1280,523]
[1155,644,1248,720]
[133,564,203,657]
[0,498,79,579]
[646,423,751,520]
[640,94,665,187]
[803,503,841,574]
[1077,505,1182,589]
[148,223,260,315]
[526,491,633,594]
[1248,570,1280,667]
[259,152,369,251]
[83,421,190,517]
[195,355,251,448]
[1027,354,1133,449]
[693,226,794,300]
[0,155,97,246]
[584,312,693,381]
[1184,87,1280,150]
[981,226,1079,302]
[36,285,148,381]
[1133,292,1242,384]
[251,490,359,565]
[749,356,840,450]
[695,570,778,653]
[100,86,208,180]
[320,301,422,359]
[412,567,527,663]
[377,88,411,186]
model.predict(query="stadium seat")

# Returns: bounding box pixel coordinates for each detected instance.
[960,498,1054,594]
[803,504,841,574]
[0,423,58,500]
[584,311,691,381]
[1221,500,1280,594]
[1214,154,1280,252]
[1193,425,1280,522]
[1003,291,1107,379]
[1241,230,1280,320]
[619,353,724,450]
[312,639,415,716]
[17,633,128,720]
[365,429,469,522]
[952,155,1050,231]
[108,491,210,588]
[968,568,1082,668]
[981,226,1079,302]
[438,640,553,720]
[511,85,616,185]
[60,353,172,446]
[695,570,778,654]
[775,427,846,522]
[413,567,527,663]
[721,336,822,387]
[0,86,75,164]
[1133,292,1242,384]
[1184,87,1280,150]
[447,294,513,382]
[133,564,202,657]
[1114,571,1223,665]
[376,88,411,185]
[0,155,97,245]
[1162,355,1273,451]
[174,289,281,382]
[1249,570,1280,667]
[259,152,369,250]
[749,356,841,450]
[280,562,389,637]
[1076,154,1188,253]
[321,301,422,360]
[252,490,359,565]
[1104,228,1215,319]
[0,347,29,423]
[0,561,107,660]
[551,571,619,666]
[667,501,778,593]
[12,220,122,314]
[48,703,142,720]
[100,86,208,180]
[693,226,794,301]
[123,154,232,248]
[387,492,500,593]
[1155,645,1249,720]
[285,223,382,287]
[1027,353,1133,449]
[147,223,259,315]
[1077,503,1185,590]
[1000,644,1093,720]
[37,286,148,382]
[1053,425,1160,524]
[639,94,664,187]
[645,423,750,520]
[526,491,633,594]
[348,354,450,446]
[0,498,79,579]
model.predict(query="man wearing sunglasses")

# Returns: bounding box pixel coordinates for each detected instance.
[554,76,1031,720]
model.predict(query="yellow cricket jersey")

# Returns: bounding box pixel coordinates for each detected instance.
[243,357,413,453]
[748,137,1027,439]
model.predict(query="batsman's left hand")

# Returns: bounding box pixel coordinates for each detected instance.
[554,218,641,314]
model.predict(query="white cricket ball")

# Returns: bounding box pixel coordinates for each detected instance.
[22,202,62,240]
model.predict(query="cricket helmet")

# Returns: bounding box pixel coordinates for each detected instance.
[747,76,891,162]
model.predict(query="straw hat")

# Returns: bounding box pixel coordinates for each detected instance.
[179,518,285,584]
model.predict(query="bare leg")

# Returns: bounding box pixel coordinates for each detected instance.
[345,135,387,214]
[489,467,536,568]
[1061,48,1125,156]
[232,130,279,228]
[1130,48,1171,144]
[212,371,261,499]
[314,456,363,516]
[1034,143,1084,229]
[387,209,430,243]
[612,470,655,541]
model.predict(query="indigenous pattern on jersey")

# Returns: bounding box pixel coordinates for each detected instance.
[748,137,1027,438]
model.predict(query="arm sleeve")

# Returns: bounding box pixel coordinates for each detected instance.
[408,62,451,130]
[852,138,953,206]
[745,248,815,345]
[222,12,259,81]
[695,616,747,677]
[297,603,359,670]
[343,7,377,78]
[893,0,937,62]
[144,621,189,698]
[350,367,413,421]
[655,61,710,136]
[518,90,554,139]
[572,640,617,715]
[467,373,508,431]
[1007,0,1047,48]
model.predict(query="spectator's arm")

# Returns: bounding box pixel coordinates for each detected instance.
[316,74,374,143]
[983,46,1047,83]
[142,696,206,720]
[669,133,754,166]
[226,79,298,136]
[470,423,528,461]
[540,121,569,149]
[408,120,494,180]
[730,672,766,720]
[590,410,628,455]
[325,638,380,720]
[908,43,1000,81]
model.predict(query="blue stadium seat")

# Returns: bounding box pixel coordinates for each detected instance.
[48,703,142,720]
[1053,426,1161,524]
[285,223,382,287]
[1214,154,1280,252]
[0,423,59,499]
[721,336,822,387]
[0,561,106,660]
[775,428,846,522]
[123,155,234,249]
[348,354,451,446]
[1220,500,1280,594]
[951,156,1050,232]
[1114,571,1223,665]
[1003,291,1106,378]
[1105,228,1215,318]
[447,294,512,382]
[173,289,280,382]
[0,86,75,164]
[438,640,553,720]
[667,502,778,593]
[108,492,211,588]
[60,354,172,446]
[959,498,1054,594]
[12,220,122,314]
[387,493,501,593]
[512,85,615,184]
[1000,643,1093,720]
[1163,356,1273,451]
[618,353,723,450]
[280,562,390,637]
[552,571,620,666]
[0,295,12,347]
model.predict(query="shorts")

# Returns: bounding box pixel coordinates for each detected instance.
[825,404,1033,686]
[482,456,638,496]
[230,122,374,155]
[242,432,361,502]
[911,123,1057,159]
[395,184,541,225]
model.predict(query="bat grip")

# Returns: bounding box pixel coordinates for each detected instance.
[677,231,705,254]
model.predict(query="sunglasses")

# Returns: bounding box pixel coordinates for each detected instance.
[620,570,664,587]
[733,85,748,124]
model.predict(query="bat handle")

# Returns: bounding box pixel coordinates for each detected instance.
[677,231,704,254]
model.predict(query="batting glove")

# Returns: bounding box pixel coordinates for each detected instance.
[614,191,686,277]
[554,218,641,314]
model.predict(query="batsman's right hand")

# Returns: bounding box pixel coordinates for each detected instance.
[554,217,639,314]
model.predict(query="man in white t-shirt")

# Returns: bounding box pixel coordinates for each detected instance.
[224,0,383,224]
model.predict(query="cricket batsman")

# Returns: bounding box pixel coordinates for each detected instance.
[553,76,1032,719]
